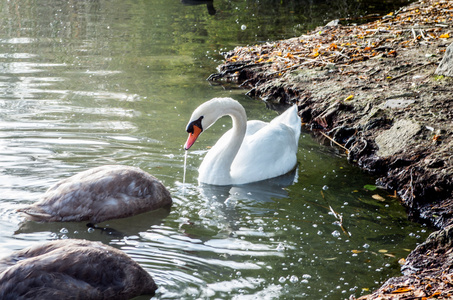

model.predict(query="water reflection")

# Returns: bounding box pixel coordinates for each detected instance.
[199,167,296,210]
[0,0,430,299]
[181,0,216,15]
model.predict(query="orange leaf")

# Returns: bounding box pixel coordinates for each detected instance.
[440,33,450,39]
[388,50,397,56]
[429,291,442,297]
[392,287,412,294]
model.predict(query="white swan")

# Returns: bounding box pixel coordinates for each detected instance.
[184,97,301,185]
[0,239,157,298]
[17,165,172,224]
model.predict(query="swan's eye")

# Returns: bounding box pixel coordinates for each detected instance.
[187,116,204,133]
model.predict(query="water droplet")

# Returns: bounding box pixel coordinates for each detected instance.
[289,275,299,283]
[60,228,68,234]
[224,197,237,208]
[241,24,247,30]
[278,276,286,283]
[332,230,341,237]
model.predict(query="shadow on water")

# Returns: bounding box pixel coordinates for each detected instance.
[196,168,297,231]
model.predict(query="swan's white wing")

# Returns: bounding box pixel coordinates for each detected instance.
[245,120,268,135]
[230,121,299,184]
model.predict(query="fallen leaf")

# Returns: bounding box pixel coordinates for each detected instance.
[388,50,397,56]
[372,194,386,202]
[364,184,377,191]
[439,33,451,38]
[392,286,413,293]
[429,291,442,297]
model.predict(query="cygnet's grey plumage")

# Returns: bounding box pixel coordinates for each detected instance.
[17,165,172,224]
[0,239,157,299]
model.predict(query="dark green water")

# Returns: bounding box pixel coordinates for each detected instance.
[0,0,427,299]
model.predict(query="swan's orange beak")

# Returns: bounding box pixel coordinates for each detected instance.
[184,125,202,150]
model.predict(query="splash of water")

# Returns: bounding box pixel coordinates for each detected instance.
[183,150,188,195]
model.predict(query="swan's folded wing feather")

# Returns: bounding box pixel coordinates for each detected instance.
[16,207,53,220]
[231,122,298,183]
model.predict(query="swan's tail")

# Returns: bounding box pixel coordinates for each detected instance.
[272,105,301,141]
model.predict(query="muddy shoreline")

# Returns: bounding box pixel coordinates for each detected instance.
[208,0,453,298]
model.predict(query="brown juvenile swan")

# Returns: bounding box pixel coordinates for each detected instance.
[17,165,172,224]
[0,239,157,299]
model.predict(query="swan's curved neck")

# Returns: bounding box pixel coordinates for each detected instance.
[199,101,247,184]
[223,102,247,161]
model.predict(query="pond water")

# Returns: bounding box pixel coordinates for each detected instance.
[0,0,428,299]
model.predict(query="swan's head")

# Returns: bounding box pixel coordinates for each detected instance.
[184,98,233,150]
[184,115,204,150]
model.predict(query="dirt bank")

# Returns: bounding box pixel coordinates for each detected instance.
[208,0,453,298]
